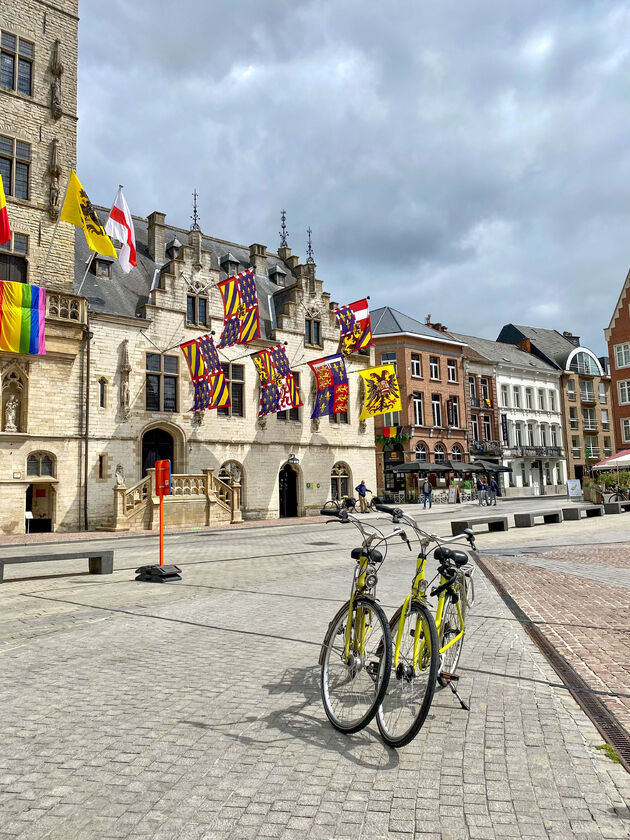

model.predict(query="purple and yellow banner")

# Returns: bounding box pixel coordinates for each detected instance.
[0,280,46,355]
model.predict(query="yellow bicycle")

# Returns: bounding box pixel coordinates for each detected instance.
[318,507,409,734]
[374,503,477,748]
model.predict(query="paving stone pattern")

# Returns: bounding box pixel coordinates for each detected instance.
[0,522,629,839]
[482,546,630,737]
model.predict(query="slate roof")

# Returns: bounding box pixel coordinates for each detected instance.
[74,208,298,337]
[449,332,558,374]
[496,324,580,370]
[371,307,466,346]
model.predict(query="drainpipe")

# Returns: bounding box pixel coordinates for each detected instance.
[83,312,91,531]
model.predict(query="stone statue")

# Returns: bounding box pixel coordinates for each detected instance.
[4,395,19,432]
[120,377,129,412]
[115,464,125,486]
[50,79,62,119]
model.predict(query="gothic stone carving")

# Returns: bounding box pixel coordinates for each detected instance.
[50,39,63,120]
[48,139,61,221]
[119,339,131,421]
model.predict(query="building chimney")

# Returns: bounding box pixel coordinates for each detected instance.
[249,243,267,277]
[147,211,166,263]
[562,331,580,347]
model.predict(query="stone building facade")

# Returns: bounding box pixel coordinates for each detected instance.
[498,325,614,480]
[80,213,377,529]
[0,0,88,534]
[371,308,468,500]
[605,270,630,452]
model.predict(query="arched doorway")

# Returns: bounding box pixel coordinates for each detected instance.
[279,464,298,518]
[142,428,174,476]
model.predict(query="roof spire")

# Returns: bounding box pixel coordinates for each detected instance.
[279,209,288,248]
[306,227,315,264]
[191,188,201,231]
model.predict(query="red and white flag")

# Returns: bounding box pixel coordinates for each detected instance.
[105,187,136,273]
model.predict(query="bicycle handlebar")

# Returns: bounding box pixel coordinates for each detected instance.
[375,507,477,550]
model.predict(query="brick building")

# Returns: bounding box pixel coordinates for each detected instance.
[605,271,630,451]
[371,308,468,500]
[0,0,89,533]
[498,325,613,480]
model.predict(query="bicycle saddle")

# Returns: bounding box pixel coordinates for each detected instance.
[434,547,469,567]
[351,547,383,563]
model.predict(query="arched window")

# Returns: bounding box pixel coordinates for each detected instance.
[415,442,427,461]
[451,444,463,462]
[27,452,55,477]
[569,351,600,376]
[434,443,446,462]
[219,461,242,486]
[331,462,351,500]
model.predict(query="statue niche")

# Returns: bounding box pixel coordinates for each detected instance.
[1,368,27,433]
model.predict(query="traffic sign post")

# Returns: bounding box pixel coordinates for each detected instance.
[135,460,182,583]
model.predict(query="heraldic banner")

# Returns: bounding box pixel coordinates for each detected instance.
[180,333,230,411]
[335,298,373,356]
[358,364,402,421]
[308,353,349,419]
[217,267,261,348]
[252,344,303,417]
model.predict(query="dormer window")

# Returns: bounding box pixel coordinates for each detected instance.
[269,264,287,287]
[220,252,240,278]
[94,256,113,279]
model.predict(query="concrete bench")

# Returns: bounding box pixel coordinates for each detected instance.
[451,516,509,536]
[604,500,630,515]
[514,510,563,528]
[561,505,604,521]
[0,550,114,583]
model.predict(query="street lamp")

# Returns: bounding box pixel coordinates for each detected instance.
[288,453,299,465]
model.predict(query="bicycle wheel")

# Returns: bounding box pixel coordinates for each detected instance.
[322,500,341,511]
[376,600,439,748]
[437,581,466,687]
[320,596,392,734]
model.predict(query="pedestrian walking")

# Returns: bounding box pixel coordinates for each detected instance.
[488,477,499,506]
[422,478,432,509]
[355,480,370,513]
[477,476,487,506]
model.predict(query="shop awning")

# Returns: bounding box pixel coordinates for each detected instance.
[473,459,512,473]
[592,449,630,470]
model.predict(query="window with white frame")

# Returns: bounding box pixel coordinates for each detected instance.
[434,443,445,462]
[413,393,424,426]
[415,442,427,461]
[604,436,612,455]
[451,444,463,461]
[381,351,397,372]
[471,414,479,441]
[512,386,521,408]
[527,422,535,446]
[619,380,630,405]
[514,422,523,446]
[540,424,548,446]
[447,359,457,382]
[623,418,630,443]
[551,425,559,447]
[599,382,606,403]
[525,387,533,409]
[483,414,491,440]
[411,353,422,378]
[549,390,556,412]
[580,380,595,402]
[602,408,610,430]
[469,376,476,399]
[431,394,442,427]
[615,343,630,369]
[567,379,576,400]
[582,407,596,430]
[449,396,460,427]
[383,411,401,426]
[537,389,546,411]
[500,385,509,407]
[481,378,489,399]
[569,407,578,429]
[429,356,440,380]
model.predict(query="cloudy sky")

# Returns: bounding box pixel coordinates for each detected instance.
[78,0,630,355]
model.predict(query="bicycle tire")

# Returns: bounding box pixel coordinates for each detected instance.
[437,579,466,687]
[320,596,392,734]
[322,500,341,511]
[376,600,439,748]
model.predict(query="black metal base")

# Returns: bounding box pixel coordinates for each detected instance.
[135,564,182,583]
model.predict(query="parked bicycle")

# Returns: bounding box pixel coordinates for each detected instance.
[604,484,629,503]
[374,503,477,748]
[321,495,357,512]
[318,507,409,733]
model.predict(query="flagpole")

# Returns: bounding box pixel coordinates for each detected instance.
[39,173,71,287]
[76,251,96,297]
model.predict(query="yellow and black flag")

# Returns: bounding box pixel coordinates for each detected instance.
[60,171,117,257]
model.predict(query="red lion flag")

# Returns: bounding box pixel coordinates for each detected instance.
[334,298,373,356]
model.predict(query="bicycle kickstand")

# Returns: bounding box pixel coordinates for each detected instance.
[440,673,470,712]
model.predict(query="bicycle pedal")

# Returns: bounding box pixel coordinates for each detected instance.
[438,671,459,683]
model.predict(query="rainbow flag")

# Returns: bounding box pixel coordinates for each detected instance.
[0,173,10,246]
[0,280,46,354]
